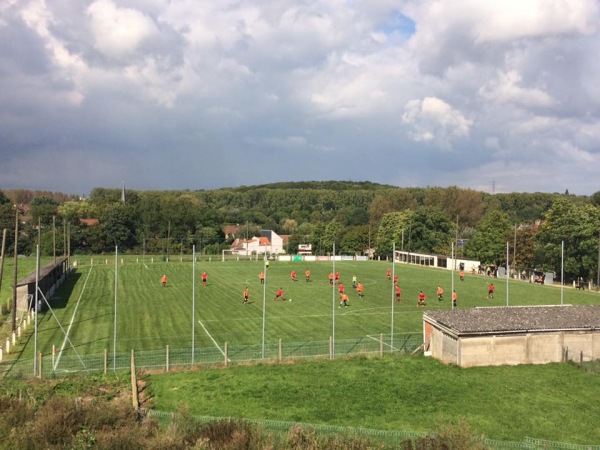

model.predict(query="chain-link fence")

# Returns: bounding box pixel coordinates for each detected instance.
[0,333,423,379]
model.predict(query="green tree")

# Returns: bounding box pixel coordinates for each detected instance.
[29,196,59,225]
[100,204,139,250]
[590,191,600,208]
[339,225,370,255]
[375,210,414,256]
[323,220,343,252]
[406,207,455,254]
[534,199,600,280]
[466,210,512,264]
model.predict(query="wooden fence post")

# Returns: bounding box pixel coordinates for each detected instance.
[130,349,139,410]
[37,352,42,379]
[278,338,282,361]
[166,345,170,372]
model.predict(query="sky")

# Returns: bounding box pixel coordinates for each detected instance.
[1,0,600,197]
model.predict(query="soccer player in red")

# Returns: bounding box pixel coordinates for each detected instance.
[243,287,249,304]
[452,290,457,308]
[273,287,284,301]
[305,269,311,282]
[488,283,495,299]
[393,274,398,284]
[259,271,265,284]
[417,291,426,306]
[386,268,391,280]
[161,274,167,287]
[338,283,345,296]
[202,271,208,287]
[291,270,297,282]
[395,284,402,302]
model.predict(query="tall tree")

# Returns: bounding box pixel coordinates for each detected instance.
[466,210,512,264]
[534,199,600,280]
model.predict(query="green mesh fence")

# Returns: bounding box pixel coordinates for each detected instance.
[0,334,422,379]
[141,409,600,450]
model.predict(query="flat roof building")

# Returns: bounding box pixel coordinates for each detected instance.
[423,305,600,367]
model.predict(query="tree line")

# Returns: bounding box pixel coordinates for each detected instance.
[1,183,599,282]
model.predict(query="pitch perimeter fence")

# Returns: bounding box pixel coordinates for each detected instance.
[142,410,600,450]
[0,333,422,379]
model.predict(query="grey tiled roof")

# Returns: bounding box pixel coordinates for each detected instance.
[424,305,600,334]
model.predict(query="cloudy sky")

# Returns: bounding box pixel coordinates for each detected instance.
[1,0,600,196]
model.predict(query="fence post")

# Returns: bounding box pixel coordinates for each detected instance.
[329,336,333,360]
[224,342,228,367]
[37,352,42,379]
[380,333,383,357]
[12,332,16,346]
[166,345,170,372]
[0,347,3,361]
[17,325,21,338]
[104,349,108,375]
[5,338,9,354]
[130,349,139,410]
[278,338,282,361]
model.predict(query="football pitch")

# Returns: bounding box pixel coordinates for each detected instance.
[16,257,599,365]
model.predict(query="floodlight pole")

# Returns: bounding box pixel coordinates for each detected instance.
[261,244,267,359]
[332,243,336,359]
[113,245,118,371]
[53,215,56,264]
[12,206,19,332]
[561,240,564,306]
[0,229,6,307]
[390,242,396,351]
[451,242,455,310]
[506,241,509,307]
[597,230,600,291]
[192,245,196,364]
[34,244,39,376]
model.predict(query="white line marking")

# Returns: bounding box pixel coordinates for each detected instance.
[54,267,94,370]
[198,319,229,360]
[143,263,149,270]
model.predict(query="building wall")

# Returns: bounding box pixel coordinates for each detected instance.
[428,320,600,367]
[430,327,458,364]
[454,331,600,367]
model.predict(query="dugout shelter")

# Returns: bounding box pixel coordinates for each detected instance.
[16,257,69,312]
[423,305,600,367]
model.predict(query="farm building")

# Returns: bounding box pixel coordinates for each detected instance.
[423,305,600,367]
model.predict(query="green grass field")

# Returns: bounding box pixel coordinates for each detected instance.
[143,356,600,444]
[5,256,600,364]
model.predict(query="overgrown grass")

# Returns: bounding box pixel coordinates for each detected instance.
[143,355,600,444]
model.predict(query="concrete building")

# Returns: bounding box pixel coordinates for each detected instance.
[423,305,600,367]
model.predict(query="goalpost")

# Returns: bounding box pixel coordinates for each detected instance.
[221,250,262,262]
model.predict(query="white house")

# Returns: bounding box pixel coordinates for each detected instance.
[230,230,286,255]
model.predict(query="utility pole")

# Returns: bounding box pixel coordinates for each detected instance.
[12,207,19,331]
[597,230,600,291]
[0,229,6,309]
